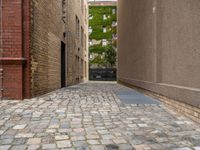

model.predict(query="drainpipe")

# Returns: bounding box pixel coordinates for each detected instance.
[62,0,68,86]
[0,0,3,100]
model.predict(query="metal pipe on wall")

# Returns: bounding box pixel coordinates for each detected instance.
[0,0,3,100]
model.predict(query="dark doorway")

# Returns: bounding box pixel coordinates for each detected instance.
[61,42,66,88]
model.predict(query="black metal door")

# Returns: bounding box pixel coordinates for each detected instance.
[61,42,66,88]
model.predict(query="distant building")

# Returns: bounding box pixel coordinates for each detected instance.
[65,0,89,85]
[89,1,117,6]
[89,2,117,68]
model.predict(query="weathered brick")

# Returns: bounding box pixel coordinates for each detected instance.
[1,0,88,99]
[1,0,31,100]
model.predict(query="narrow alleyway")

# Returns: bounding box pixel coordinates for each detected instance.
[0,82,200,150]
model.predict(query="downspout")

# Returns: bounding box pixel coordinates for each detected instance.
[65,0,68,86]
[0,0,3,100]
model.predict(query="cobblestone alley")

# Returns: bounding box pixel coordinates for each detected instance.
[0,82,200,150]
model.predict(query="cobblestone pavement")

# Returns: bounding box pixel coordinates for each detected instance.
[0,82,200,150]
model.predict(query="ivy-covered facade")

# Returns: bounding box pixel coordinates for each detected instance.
[89,5,117,68]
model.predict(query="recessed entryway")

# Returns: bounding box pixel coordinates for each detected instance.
[61,41,66,88]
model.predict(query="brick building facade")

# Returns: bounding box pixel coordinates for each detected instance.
[65,0,88,85]
[0,0,88,100]
[88,1,117,6]
[0,0,30,99]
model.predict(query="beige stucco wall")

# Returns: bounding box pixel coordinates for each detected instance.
[118,0,200,107]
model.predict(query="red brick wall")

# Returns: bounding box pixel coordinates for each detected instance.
[1,0,31,99]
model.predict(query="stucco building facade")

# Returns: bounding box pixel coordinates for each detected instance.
[118,0,200,121]
[0,0,88,100]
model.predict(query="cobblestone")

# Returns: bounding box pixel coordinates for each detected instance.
[56,140,71,148]
[10,145,27,150]
[13,124,27,130]
[27,138,41,145]
[42,144,56,149]
[0,145,11,150]
[0,82,200,149]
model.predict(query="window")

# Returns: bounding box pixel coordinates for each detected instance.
[75,16,80,39]
[103,26,107,33]
[90,54,93,59]
[75,16,78,38]
[112,9,116,14]
[89,27,93,34]
[103,14,107,20]
[81,27,84,46]
[102,39,107,46]
[78,19,80,39]
[89,14,93,20]
[76,56,80,80]
[75,56,78,78]
[81,0,84,13]
[84,61,87,77]
[89,40,93,46]
[112,34,117,40]
[112,21,117,27]
[84,34,87,50]
[85,7,88,24]
[81,59,84,79]
[62,0,66,23]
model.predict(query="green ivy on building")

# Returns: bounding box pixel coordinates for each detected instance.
[89,5,117,68]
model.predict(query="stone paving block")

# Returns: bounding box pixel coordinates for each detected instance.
[102,134,114,140]
[63,148,76,150]
[0,145,11,150]
[12,138,26,145]
[27,138,41,145]
[90,145,105,150]
[0,130,5,135]
[173,148,192,150]
[42,144,56,149]
[49,124,59,129]
[73,128,84,133]
[10,145,27,150]
[0,139,13,145]
[71,136,85,141]
[113,139,127,144]
[27,145,40,150]
[133,144,151,150]
[76,147,90,150]
[97,130,110,135]
[137,124,148,127]
[86,134,100,140]
[118,144,133,150]
[87,140,100,145]
[100,139,113,145]
[57,140,72,148]
[15,133,34,138]
[13,124,27,130]
[55,135,69,140]
[46,129,56,133]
